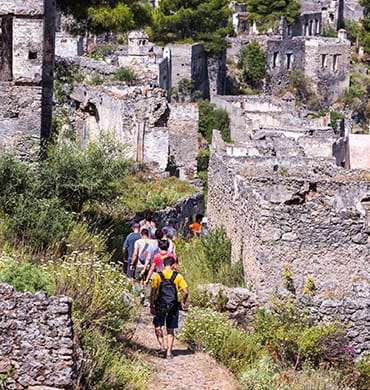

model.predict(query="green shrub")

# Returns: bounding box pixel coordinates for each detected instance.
[321,26,338,37]
[49,252,133,333]
[0,257,54,296]
[254,294,346,368]
[90,74,106,85]
[80,329,153,390]
[197,150,210,172]
[355,354,370,389]
[240,41,267,90]
[179,307,261,375]
[240,354,289,390]
[198,99,231,143]
[114,67,136,82]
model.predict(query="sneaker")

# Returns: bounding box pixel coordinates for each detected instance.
[139,291,145,304]
[166,354,174,359]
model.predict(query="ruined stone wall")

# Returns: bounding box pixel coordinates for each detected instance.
[70,84,170,170]
[0,0,55,157]
[0,283,75,389]
[304,36,351,103]
[208,132,370,299]
[167,103,199,180]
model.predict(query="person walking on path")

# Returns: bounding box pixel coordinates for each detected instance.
[139,210,157,238]
[130,228,152,302]
[122,222,141,284]
[149,257,188,359]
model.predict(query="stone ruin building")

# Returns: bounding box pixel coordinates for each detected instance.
[229,1,353,104]
[0,0,55,158]
[207,128,370,355]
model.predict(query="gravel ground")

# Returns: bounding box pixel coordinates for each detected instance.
[130,308,240,390]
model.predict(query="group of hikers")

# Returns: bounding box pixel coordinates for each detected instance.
[122,211,207,359]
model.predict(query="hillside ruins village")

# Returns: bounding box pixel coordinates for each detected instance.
[0,1,369,386]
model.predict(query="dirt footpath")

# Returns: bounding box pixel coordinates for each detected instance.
[130,309,240,390]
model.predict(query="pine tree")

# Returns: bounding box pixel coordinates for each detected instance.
[148,0,233,53]
[56,0,151,34]
[247,0,301,33]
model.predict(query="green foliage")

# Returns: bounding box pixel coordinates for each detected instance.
[80,329,153,389]
[56,0,152,35]
[179,307,261,375]
[89,74,106,85]
[303,277,315,295]
[240,41,267,90]
[49,252,132,332]
[329,111,345,131]
[197,150,210,172]
[148,0,233,52]
[321,25,338,38]
[0,257,54,296]
[283,263,295,294]
[355,354,370,389]
[172,78,201,102]
[54,60,84,103]
[0,154,31,215]
[344,19,361,45]
[247,0,301,33]
[114,66,136,82]
[177,227,244,294]
[240,354,289,390]
[254,294,346,368]
[122,175,196,214]
[198,99,231,143]
[359,0,370,54]
[89,44,117,60]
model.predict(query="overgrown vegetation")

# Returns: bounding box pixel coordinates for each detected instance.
[0,136,196,389]
[239,41,267,91]
[198,99,231,143]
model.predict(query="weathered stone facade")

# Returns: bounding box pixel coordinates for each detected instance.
[0,283,74,389]
[208,131,369,295]
[0,0,55,158]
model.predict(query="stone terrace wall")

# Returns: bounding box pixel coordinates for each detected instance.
[0,283,74,389]
[208,132,370,298]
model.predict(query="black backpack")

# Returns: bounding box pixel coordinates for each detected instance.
[156,271,178,313]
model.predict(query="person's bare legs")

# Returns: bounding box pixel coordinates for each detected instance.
[166,328,175,357]
[155,326,165,351]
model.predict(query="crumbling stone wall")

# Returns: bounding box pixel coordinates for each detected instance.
[0,0,55,157]
[208,131,370,301]
[0,283,75,389]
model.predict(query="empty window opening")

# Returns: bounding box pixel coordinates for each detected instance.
[29,50,37,60]
[332,54,340,71]
[321,54,327,68]
[0,17,13,81]
[309,20,313,35]
[329,13,334,22]
[286,53,293,69]
[272,51,279,68]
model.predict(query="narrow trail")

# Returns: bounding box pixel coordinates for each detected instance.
[129,309,240,390]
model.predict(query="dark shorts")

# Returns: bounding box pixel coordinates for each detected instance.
[153,307,179,329]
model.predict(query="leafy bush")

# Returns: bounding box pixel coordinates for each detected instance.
[0,257,54,296]
[114,67,136,82]
[240,41,267,90]
[197,150,210,172]
[80,329,153,390]
[321,25,338,37]
[240,354,289,390]
[179,307,261,375]
[198,99,231,143]
[49,252,133,333]
[254,294,346,368]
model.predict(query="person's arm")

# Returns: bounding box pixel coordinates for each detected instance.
[145,262,156,285]
[141,251,151,277]
[180,287,188,310]
[130,246,139,270]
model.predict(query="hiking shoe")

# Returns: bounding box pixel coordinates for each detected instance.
[166,354,174,359]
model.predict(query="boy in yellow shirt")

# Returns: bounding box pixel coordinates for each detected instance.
[150,257,188,359]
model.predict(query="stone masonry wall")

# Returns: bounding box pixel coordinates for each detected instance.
[0,283,75,389]
[207,132,370,354]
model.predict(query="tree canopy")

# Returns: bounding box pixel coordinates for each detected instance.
[148,0,234,53]
[240,41,267,90]
[247,0,301,33]
[56,0,152,34]
[359,0,370,54]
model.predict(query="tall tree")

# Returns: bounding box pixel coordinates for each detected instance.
[56,0,151,34]
[148,0,233,53]
[359,0,370,54]
[247,0,301,33]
